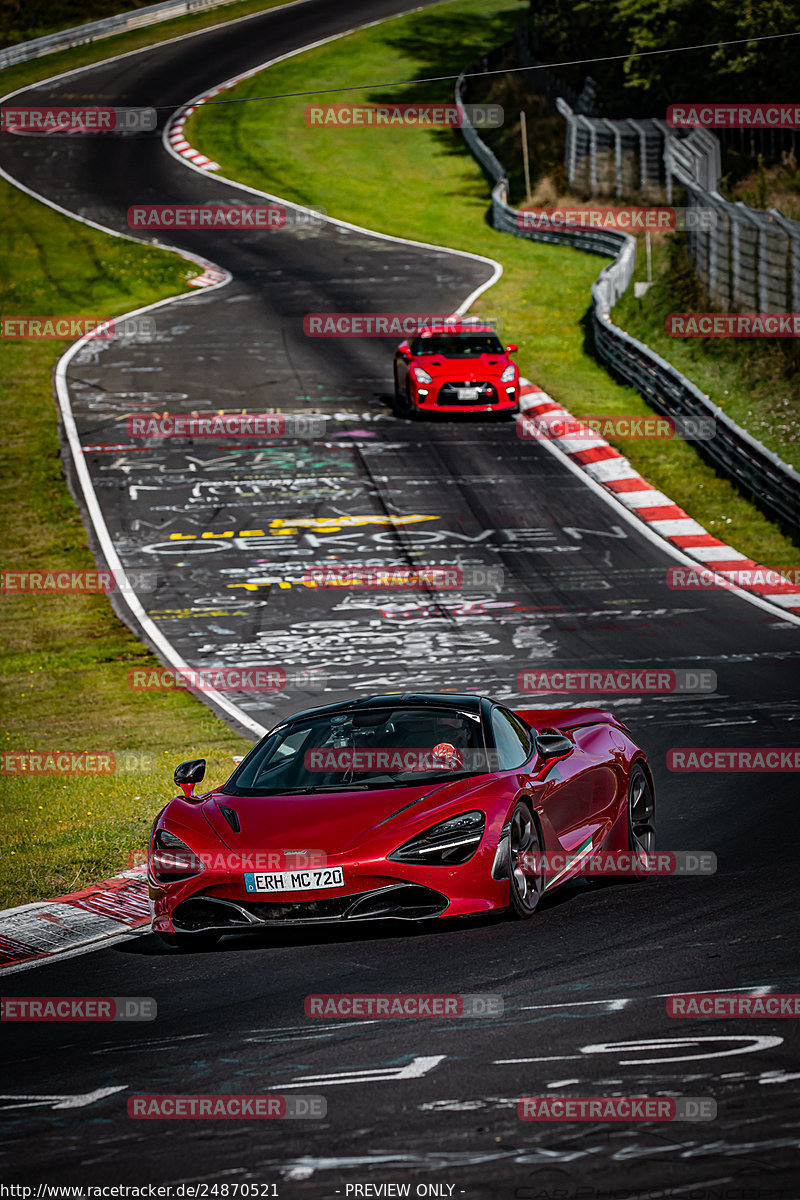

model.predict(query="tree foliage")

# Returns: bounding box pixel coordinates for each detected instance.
[528,0,800,116]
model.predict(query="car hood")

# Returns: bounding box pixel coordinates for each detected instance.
[411,353,511,379]
[200,776,490,855]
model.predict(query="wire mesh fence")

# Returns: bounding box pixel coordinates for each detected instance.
[555,101,800,315]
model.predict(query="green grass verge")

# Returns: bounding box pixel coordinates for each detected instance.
[0,178,248,911]
[0,0,295,912]
[186,0,800,568]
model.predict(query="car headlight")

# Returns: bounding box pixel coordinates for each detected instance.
[150,828,205,884]
[501,365,516,382]
[388,810,486,865]
[412,367,433,384]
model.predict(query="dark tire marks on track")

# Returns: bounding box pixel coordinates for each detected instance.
[0,1,799,1193]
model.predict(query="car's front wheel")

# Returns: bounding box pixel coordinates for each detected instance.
[508,800,544,918]
[626,763,656,876]
[391,368,412,416]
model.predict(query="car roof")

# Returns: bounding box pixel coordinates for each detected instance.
[276,692,493,726]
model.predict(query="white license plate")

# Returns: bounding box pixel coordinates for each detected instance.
[244,867,344,893]
[457,387,479,400]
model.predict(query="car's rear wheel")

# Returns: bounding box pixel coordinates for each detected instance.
[627,763,656,872]
[508,800,544,918]
[158,931,220,951]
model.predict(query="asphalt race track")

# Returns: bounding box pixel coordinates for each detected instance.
[1,0,799,1194]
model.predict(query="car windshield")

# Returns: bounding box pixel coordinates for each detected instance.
[223,706,489,795]
[409,333,505,357]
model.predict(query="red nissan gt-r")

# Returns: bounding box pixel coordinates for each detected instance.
[393,324,520,415]
[148,693,655,948]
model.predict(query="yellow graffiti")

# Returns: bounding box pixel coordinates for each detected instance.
[168,514,439,540]
[148,607,251,618]
[228,581,317,592]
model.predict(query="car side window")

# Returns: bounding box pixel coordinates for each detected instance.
[491,707,533,770]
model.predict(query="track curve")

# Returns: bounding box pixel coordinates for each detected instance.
[1,1,799,1193]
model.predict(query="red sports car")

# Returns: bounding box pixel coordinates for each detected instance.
[148,693,655,948]
[393,324,520,415]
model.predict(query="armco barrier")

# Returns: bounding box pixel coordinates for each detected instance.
[664,129,800,315]
[455,50,800,535]
[0,0,243,69]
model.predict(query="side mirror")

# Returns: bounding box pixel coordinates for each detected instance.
[174,758,206,799]
[535,733,573,761]
[506,344,518,353]
[398,344,412,359]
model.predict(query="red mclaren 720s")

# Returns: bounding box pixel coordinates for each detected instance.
[148,693,655,947]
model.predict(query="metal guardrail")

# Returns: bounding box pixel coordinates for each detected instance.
[456,57,800,535]
[0,0,243,70]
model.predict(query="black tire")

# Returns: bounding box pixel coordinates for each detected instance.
[391,369,415,418]
[403,379,420,419]
[507,800,544,918]
[158,931,220,951]
[626,763,656,877]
